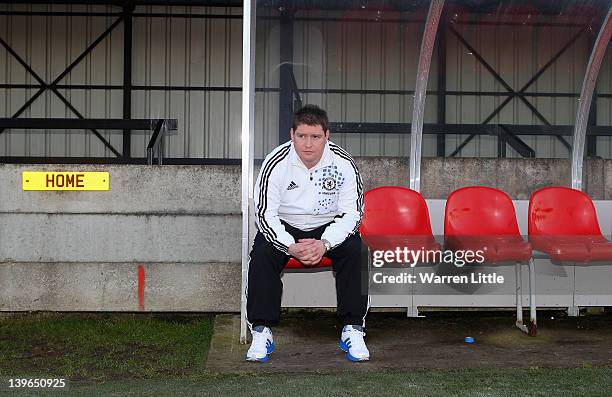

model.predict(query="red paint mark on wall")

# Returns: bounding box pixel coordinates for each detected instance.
[138,265,145,311]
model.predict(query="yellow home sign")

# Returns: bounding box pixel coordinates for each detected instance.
[22,171,110,191]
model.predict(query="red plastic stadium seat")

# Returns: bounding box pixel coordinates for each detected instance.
[444,186,537,335]
[359,186,441,258]
[286,186,441,269]
[528,187,612,263]
[444,186,532,263]
[285,256,332,269]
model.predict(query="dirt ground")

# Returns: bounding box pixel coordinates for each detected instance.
[205,310,612,373]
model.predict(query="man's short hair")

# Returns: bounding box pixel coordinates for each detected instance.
[292,104,329,132]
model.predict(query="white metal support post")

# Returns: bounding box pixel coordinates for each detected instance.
[515,263,527,333]
[571,6,612,191]
[568,5,611,317]
[240,0,257,344]
[407,0,445,317]
[515,259,537,336]
[410,0,444,193]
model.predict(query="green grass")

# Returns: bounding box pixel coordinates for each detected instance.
[1,314,612,396]
[6,368,612,396]
[0,313,213,381]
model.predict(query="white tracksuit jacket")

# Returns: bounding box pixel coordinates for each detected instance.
[254,140,364,254]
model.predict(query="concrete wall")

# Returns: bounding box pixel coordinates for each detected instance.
[0,163,241,311]
[356,157,607,200]
[0,158,610,311]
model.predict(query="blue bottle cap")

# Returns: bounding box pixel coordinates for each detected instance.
[464,336,475,343]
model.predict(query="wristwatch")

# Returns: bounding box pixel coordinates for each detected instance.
[321,239,332,252]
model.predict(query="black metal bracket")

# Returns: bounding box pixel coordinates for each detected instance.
[497,125,536,158]
[0,118,177,165]
[330,122,612,136]
[0,156,245,165]
[0,118,177,130]
[289,69,304,111]
[147,120,167,165]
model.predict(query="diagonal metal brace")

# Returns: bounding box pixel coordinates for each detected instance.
[0,16,124,157]
[449,24,586,156]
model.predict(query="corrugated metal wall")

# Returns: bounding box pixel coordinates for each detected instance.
[444,16,589,158]
[257,10,599,159]
[254,15,279,159]
[255,9,431,158]
[293,10,432,158]
[0,4,124,157]
[0,4,242,159]
[131,6,242,159]
[0,4,607,159]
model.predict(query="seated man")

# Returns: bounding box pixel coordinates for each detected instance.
[246,104,369,362]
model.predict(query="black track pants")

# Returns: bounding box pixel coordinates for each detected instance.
[246,222,369,328]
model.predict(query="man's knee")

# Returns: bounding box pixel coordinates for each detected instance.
[251,239,275,258]
[329,234,366,267]
[333,234,364,254]
[249,233,287,267]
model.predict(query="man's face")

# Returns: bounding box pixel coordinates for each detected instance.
[290,123,329,169]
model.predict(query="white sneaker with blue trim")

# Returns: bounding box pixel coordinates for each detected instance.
[339,325,370,361]
[246,326,275,362]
